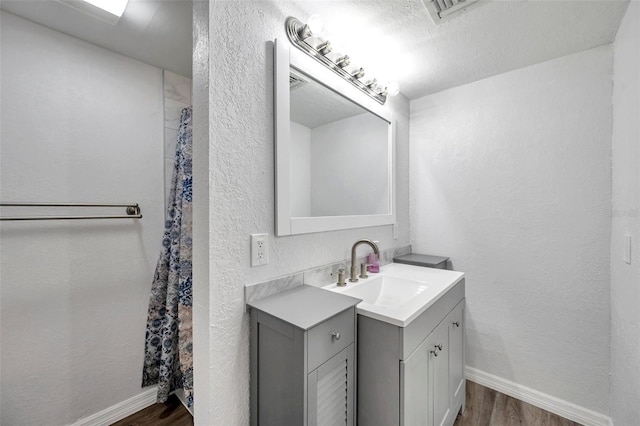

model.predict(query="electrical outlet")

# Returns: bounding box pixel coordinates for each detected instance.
[251,233,269,267]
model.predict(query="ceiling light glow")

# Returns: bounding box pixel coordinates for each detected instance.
[386,82,400,97]
[81,0,128,17]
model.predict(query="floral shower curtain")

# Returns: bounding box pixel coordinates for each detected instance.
[142,107,193,407]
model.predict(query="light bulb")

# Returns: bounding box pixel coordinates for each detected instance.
[386,81,400,97]
[307,14,326,37]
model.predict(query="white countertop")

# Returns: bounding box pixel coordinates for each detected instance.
[324,263,464,327]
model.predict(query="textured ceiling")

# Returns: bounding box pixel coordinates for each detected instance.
[0,0,193,78]
[0,0,630,98]
[294,0,630,99]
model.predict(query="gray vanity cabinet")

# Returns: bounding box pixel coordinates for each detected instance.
[448,301,465,413]
[401,309,453,426]
[401,331,432,426]
[430,318,452,426]
[248,285,360,426]
[358,279,466,426]
[308,344,354,426]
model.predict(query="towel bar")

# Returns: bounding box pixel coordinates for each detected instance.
[0,202,142,221]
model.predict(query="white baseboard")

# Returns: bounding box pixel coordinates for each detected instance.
[70,387,158,426]
[173,388,194,416]
[465,367,611,426]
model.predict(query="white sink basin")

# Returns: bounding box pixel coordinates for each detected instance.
[339,275,430,310]
[325,263,464,327]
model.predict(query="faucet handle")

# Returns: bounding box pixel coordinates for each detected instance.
[332,268,347,287]
[359,263,369,279]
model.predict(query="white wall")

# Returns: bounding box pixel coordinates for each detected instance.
[410,46,613,414]
[191,0,211,421]
[164,71,193,205]
[290,121,312,217]
[610,2,640,425]
[199,1,410,423]
[311,113,389,216]
[0,12,164,425]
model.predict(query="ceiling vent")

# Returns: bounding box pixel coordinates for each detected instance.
[422,0,480,24]
[290,71,307,91]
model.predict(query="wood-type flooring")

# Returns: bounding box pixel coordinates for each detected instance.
[111,395,193,426]
[112,381,581,426]
[453,381,581,426]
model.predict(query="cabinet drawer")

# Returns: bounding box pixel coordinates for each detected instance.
[308,308,354,372]
[401,279,464,360]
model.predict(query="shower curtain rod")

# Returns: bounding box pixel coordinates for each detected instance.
[0,202,142,221]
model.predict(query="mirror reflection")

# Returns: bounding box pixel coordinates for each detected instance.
[289,68,390,218]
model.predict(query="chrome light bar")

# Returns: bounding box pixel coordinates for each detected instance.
[285,16,389,105]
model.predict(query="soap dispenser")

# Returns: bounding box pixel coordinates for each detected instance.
[367,252,380,273]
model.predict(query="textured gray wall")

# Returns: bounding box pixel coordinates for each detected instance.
[410,45,613,415]
[610,3,640,425]
[0,11,165,425]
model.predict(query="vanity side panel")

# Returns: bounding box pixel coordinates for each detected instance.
[256,314,305,426]
[401,279,465,360]
[357,315,402,426]
[251,311,258,426]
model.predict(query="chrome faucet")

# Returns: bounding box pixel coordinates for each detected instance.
[350,239,380,282]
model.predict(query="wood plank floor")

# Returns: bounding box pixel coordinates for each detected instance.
[112,381,580,426]
[110,395,193,426]
[454,381,581,426]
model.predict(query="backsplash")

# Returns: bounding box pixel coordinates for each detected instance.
[244,245,411,305]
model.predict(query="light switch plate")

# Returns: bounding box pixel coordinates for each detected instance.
[251,233,269,267]
[624,234,632,265]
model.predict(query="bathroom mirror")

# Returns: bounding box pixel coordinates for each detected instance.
[274,39,396,236]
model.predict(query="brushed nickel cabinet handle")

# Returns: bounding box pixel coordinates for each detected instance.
[453,321,460,327]
[331,331,341,341]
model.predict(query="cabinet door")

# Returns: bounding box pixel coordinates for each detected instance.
[431,322,450,426]
[448,301,465,410]
[308,344,354,426]
[402,320,450,426]
[401,336,431,426]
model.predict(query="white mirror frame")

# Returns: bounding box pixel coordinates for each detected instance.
[274,38,396,236]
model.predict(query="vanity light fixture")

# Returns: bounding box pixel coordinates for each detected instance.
[286,16,400,104]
